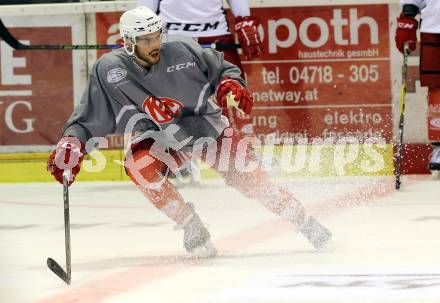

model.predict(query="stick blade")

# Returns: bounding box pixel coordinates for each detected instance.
[47,258,70,285]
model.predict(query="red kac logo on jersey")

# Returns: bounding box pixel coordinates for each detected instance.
[142,96,183,124]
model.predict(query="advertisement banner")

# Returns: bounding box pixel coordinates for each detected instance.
[0,26,74,145]
[96,12,123,59]
[243,5,392,143]
[95,12,124,149]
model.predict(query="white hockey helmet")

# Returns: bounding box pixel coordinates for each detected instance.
[119,6,164,55]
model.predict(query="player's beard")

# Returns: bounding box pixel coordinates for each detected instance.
[136,47,161,68]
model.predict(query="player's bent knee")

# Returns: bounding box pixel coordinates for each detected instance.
[125,141,167,187]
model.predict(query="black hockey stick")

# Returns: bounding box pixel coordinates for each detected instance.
[201,43,240,50]
[0,19,121,50]
[395,43,410,190]
[0,18,239,51]
[0,18,119,50]
[47,170,72,285]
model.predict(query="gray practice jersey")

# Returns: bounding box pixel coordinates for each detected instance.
[63,35,244,150]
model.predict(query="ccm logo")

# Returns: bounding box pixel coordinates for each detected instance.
[167,61,196,72]
[167,22,219,32]
[430,118,440,129]
[237,20,255,28]
[398,22,415,29]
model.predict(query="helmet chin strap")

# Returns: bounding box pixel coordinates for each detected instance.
[124,38,151,68]
[133,49,151,67]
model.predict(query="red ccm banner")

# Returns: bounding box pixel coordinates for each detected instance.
[96,12,123,59]
[95,12,125,149]
[0,27,73,145]
[242,5,392,143]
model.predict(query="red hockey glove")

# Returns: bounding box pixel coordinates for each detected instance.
[234,16,262,59]
[47,136,84,186]
[395,13,418,53]
[216,78,254,115]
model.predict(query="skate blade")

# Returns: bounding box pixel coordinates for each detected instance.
[432,170,440,180]
[186,241,217,259]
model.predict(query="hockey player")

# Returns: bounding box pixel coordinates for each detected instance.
[47,7,331,258]
[137,0,263,184]
[395,0,440,177]
[137,0,262,135]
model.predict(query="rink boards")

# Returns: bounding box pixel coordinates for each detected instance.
[0,0,434,180]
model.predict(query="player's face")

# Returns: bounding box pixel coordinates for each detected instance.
[135,31,162,66]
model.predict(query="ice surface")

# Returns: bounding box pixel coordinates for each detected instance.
[0,176,439,303]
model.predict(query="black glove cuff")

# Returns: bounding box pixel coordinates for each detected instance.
[402,4,419,17]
